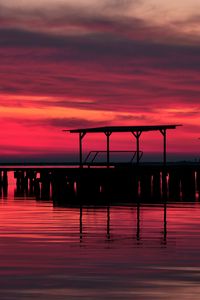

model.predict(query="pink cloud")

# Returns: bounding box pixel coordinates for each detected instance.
[0,3,199,160]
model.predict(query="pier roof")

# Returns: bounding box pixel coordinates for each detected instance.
[63,124,182,166]
[67,124,181,133]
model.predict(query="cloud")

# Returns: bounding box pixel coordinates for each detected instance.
[0,0,200,47]
[8,117,109,129]
[0,39,200,114]
[0,0,199,158]
[2,0,200,117]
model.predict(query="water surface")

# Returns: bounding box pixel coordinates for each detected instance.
[0,173,200,299]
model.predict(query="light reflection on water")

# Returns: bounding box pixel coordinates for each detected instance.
[0,174,200,299]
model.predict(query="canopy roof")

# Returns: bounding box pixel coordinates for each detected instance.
[63,124,182,165]
[66,124,182,134]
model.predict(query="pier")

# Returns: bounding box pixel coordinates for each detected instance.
[0,124,199,204]
[64,124,182,166]
[0,162,198,204]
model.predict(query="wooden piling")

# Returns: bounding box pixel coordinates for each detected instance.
[153,171,161,200]
[168,170,181,201]
[140,172,151,201]
[181,169,196,201]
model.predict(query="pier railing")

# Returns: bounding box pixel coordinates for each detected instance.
[84,150,143,165]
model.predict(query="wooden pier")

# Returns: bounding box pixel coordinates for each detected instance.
[0,162,199,204]
[0,124,199,204]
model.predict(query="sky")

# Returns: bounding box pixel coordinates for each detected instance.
[0,0,199,162]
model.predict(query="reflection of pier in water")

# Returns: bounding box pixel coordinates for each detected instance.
[71,203,167,244]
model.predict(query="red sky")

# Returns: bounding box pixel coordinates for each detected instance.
[0,0,199,162]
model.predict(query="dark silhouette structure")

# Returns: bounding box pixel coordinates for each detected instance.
[9,162,200,205]
[0,123,199,206]
[64,125,181,166]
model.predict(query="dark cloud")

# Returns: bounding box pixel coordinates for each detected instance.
[0,28,71,47]
[0,43,200,112]
[3,117,109,129]
[0,1,199,48]
[0,2,199,115]
[37,117,109,129]
[1,24,200,69]
[115,114,154,122]
[103,0,138,10]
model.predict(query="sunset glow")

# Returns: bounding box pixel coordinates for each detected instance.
[0,0,199,161]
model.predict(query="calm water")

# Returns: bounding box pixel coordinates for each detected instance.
[0,173,200,299]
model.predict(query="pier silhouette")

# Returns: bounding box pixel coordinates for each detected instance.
[76,203,168,244]
[2,162,197,204]
[0,124,199,204]
[64,124,182,166]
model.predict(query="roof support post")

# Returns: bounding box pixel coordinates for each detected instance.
[160,129,167,165]
[104,131,112,167]
[160,129,168,196]
[132,131,142,164]
[79,132,86,167]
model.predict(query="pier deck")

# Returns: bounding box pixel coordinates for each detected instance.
[0,162,199,204]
